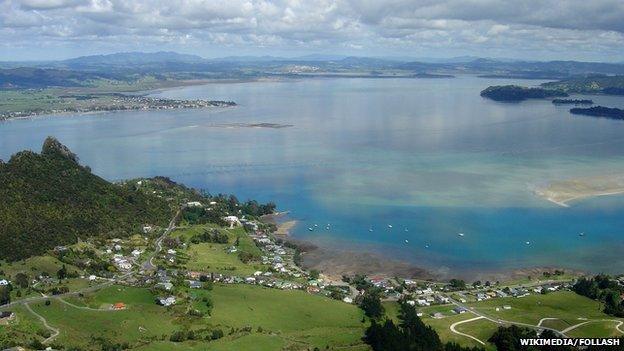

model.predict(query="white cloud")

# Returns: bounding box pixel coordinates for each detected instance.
[1,0,624,60]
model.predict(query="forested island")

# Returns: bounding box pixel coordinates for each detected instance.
[570,106,624,120]
[480,85,568,102]
[552,98,593,105]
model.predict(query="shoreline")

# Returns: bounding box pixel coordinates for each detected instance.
[265,212,585,282]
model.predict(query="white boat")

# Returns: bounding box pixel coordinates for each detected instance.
[369,227,373,232]
[458,232,465,237]
[388,224,393,228]
[425,244,430,248]
[525,241,530,245]
[308,227,313,231]
[404,228,409,232]
[579,232,585,237]
[404,240,409,244]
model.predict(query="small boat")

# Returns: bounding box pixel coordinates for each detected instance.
[525,241,530,245]
[308,227,313,231]
[425,244,430,248]
[388,224,393,228]
[404,239,409,244]
[458,233,465,237]
[579,232,585,237]
[314,224,318,227]
[404,228,409,232]
[369,227,373,232]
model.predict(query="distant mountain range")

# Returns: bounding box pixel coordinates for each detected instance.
[3,51,624,89]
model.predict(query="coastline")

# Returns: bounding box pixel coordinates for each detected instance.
[266,213,584,282]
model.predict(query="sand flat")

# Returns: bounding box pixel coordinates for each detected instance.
[535,174,624,206]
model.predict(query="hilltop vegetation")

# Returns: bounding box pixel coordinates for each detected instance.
[542,75,624,94]
[0,137,172,261]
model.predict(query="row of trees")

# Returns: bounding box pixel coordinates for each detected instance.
[573,274,624,317]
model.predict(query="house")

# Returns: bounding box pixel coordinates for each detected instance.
[0,311,15,324]
[435,295,450,304]
[157,296,176,307]
[187,271,202,280]
[158,282,173,291]
[88,275,97,281]
[416,299,430,307]
[431,312,444,319]
[167,249,176,255]
[453,307,467,314]
[245,277,256,284]
[503,305,512,310]
[189,280,202,289]
[142,226,153,233]
[307,286,321,294]
[112,302,126,310]
[343,297,353,304]
[186,201,203,207]
[223,215,241,228]
[0,279,9,286]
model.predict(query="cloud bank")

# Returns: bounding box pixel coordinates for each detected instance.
[2,0,623,61]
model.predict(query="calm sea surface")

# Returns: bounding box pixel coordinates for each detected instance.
[3,76,624,276]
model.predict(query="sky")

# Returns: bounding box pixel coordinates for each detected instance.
[1,0,624,62]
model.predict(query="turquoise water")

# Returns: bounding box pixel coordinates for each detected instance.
[2,76,624,276]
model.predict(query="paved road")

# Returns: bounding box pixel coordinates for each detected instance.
[143,209,180,271]
[448,297,568,337]
[450,316,487,345]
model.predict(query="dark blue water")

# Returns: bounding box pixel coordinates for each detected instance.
[2,77,624,276]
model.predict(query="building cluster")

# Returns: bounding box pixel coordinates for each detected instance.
[1,96,236,120]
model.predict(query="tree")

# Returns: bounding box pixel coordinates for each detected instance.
[488,325,537,351]
[0,286,9,305]
[448,279,466,290]
[15,272,29,289]
[309,269,320,280]
[359,289,384,320]
[57,264,67,280]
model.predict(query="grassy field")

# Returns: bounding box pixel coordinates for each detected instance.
[4,283,368,350]
[566,320,624,338]
[172,225,266,275]
[466,291,611,326]
[0,255,81,279]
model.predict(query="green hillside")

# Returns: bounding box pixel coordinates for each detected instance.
[0,137,172,261]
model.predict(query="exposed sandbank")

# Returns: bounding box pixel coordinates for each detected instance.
[535,174,624,206]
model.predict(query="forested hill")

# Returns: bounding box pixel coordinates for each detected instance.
[0,137,172,261]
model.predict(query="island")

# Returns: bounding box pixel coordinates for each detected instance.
[551,98,593,105]
[480,85,568,102]
[569,106,624,120]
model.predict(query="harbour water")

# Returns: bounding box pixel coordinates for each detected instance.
[2,76,624,276]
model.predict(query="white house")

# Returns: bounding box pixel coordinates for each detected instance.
[186,201,203,207]
[223,215,241,228]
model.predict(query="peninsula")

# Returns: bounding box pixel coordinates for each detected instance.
[0,92,235,120]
